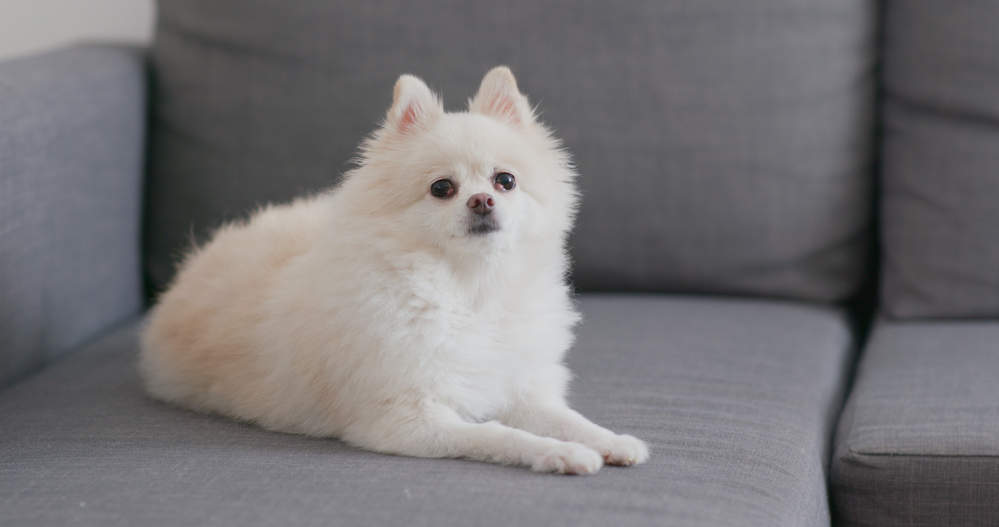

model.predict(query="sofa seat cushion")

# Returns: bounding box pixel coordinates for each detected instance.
[1,295,855,527]
[831,319,999,526]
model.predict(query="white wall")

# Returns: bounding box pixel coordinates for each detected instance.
[0,0,154,60]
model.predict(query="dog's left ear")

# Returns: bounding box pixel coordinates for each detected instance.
[469,66,534,126]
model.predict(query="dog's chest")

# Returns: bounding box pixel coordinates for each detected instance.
[420,301,535,421]
[395,261,562,422]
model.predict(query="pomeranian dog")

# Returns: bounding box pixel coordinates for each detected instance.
[140,67,649,474]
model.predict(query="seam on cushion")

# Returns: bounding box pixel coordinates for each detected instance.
[848,447,999,459]
[36,314,146,369]
[886,90,999,132]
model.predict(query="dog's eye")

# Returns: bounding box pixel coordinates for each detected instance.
[429,179,456,199]
[493,172,516,191]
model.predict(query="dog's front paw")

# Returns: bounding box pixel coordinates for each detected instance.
[531,442,603,475]
[596,434,650,467]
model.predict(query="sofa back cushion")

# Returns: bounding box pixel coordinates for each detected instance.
[147,1,876,300]
[881,1,999,318]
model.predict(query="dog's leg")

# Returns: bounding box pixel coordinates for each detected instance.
[341,404,603,474]
[500,400,649,467]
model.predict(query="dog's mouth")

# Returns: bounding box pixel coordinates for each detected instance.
[467,216,500,235]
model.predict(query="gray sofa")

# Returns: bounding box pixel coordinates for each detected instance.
[1,2,997,526]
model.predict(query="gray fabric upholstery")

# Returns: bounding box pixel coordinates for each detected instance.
[147,0,876,301]
[880,1,999,318]
[0,295,855,527]
[0,45,146,388]
[831,319,999,526]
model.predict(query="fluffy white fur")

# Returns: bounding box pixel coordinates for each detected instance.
[139,67,649,474]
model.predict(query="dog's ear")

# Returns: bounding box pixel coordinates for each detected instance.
[387,75,443,133]
[469,66,534,126]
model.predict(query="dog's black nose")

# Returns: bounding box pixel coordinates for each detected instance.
[466,193,494,215]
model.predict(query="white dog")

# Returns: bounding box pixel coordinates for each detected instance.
[139,67,649,474]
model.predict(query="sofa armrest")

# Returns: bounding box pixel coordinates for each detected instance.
[0,44,146,388]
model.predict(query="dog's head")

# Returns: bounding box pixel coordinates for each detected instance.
[347,67,577,261]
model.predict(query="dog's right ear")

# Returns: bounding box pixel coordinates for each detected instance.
[386,75,443,133]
